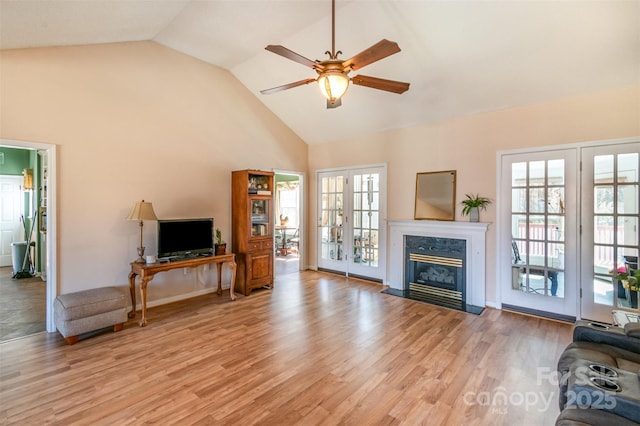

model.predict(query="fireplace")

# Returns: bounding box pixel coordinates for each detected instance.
[404,235,467,310]
[386,220,489,314]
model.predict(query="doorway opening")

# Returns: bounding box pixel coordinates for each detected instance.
[274,171,304,276]
[1,139,57,339]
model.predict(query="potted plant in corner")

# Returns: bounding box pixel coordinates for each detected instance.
[461,193,492,222]
[215,228,227,255]
[614,267,640,309]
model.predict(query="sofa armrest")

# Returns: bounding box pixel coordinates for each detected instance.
[572,320,640,354]
[625,323,640,339]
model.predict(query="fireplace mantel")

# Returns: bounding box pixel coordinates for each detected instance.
[388,220,490,308]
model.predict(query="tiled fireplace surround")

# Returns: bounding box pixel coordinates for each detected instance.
[388,220,490,309]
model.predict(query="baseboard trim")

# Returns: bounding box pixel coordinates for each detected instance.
[502,303,575,323]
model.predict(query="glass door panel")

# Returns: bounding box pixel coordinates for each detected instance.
[349,169,385,280]
[317,166,386,281]
[318,172,345,270]
[250,199,270,237]
[582,145,640,322]
[500,149,577,317]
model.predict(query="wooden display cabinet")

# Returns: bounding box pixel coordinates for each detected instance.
[232,169,274,295]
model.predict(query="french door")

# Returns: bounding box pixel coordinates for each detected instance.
[581,143,640,323]
[317,165,386,281]
[499,149,578,317]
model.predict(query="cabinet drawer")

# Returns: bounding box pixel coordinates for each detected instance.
[248,242,261,251]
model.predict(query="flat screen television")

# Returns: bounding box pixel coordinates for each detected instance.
[157,218,214,259]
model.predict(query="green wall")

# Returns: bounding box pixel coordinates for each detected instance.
[0,146,31,175]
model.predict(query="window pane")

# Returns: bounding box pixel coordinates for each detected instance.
[594,216,614,244]
[594,155,614,184]
[548,159,565,185]
[371,192,379,210]
[618,185,638,214]
[353,174,362,191]
[512,188,527,212]
[512,162,527,187]
[530,161,545,186]
[353,192,361,210]
[548,187,565,214]
[371,212,379,228]
[548,243,564,269]
[618,153,638,183]
[512,215,527,239]
[548,216,565,242]
[594,186,614,214]
[529,187,546,213]
[353,211,361,228]
[529,215,546,240]
[594,245,613,276]
[336,176,343,192]
[528,241,545,267]
[619,216,638,246]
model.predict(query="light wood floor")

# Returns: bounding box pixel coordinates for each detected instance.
[0,266,46,342]
[0,270,572,425]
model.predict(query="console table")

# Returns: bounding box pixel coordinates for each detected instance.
[128,254,237,327]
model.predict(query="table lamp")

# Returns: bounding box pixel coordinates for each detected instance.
[126,200,158,263]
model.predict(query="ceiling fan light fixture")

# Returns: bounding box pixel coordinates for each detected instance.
[318,70,349,102]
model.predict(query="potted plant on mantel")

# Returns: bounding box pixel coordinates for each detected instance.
[461,194,492,222]
[215,228,227,255]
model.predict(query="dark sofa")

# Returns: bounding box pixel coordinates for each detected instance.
[556,320,640,425]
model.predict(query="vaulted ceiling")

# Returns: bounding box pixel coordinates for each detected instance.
[1,1,638,144]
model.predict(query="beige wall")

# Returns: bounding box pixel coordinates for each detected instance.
[0,41,308,301]
[308,85,640,304]
[1,39,638,309]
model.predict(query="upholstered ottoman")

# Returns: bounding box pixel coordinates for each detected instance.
[54,286,128,345]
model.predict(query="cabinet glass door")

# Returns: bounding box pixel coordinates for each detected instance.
[251,199,270,237]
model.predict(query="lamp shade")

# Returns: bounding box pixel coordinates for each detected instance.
[318,71,349,101]
[126,200,158,221]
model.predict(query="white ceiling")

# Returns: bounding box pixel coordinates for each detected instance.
[2,0,638,144]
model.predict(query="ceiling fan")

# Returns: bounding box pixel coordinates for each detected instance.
[260,0,410,109]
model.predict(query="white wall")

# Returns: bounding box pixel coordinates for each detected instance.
[0,41,308,302]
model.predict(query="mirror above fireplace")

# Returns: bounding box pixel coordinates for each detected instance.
[414,170,456,221]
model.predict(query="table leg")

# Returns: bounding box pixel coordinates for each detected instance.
[139,276,153,327]
[229,261,237,301]
[127,271,137,318]
[216,263,223,296]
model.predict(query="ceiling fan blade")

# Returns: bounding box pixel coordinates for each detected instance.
[351,75,410,94]
[342,39,401,71]
[260,78,317,95]
[327,98,342,109]
[265,45,320,69]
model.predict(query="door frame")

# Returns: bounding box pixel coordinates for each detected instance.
[273,169,305,270]
[1,138,57,333]
[495,136,640,321]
